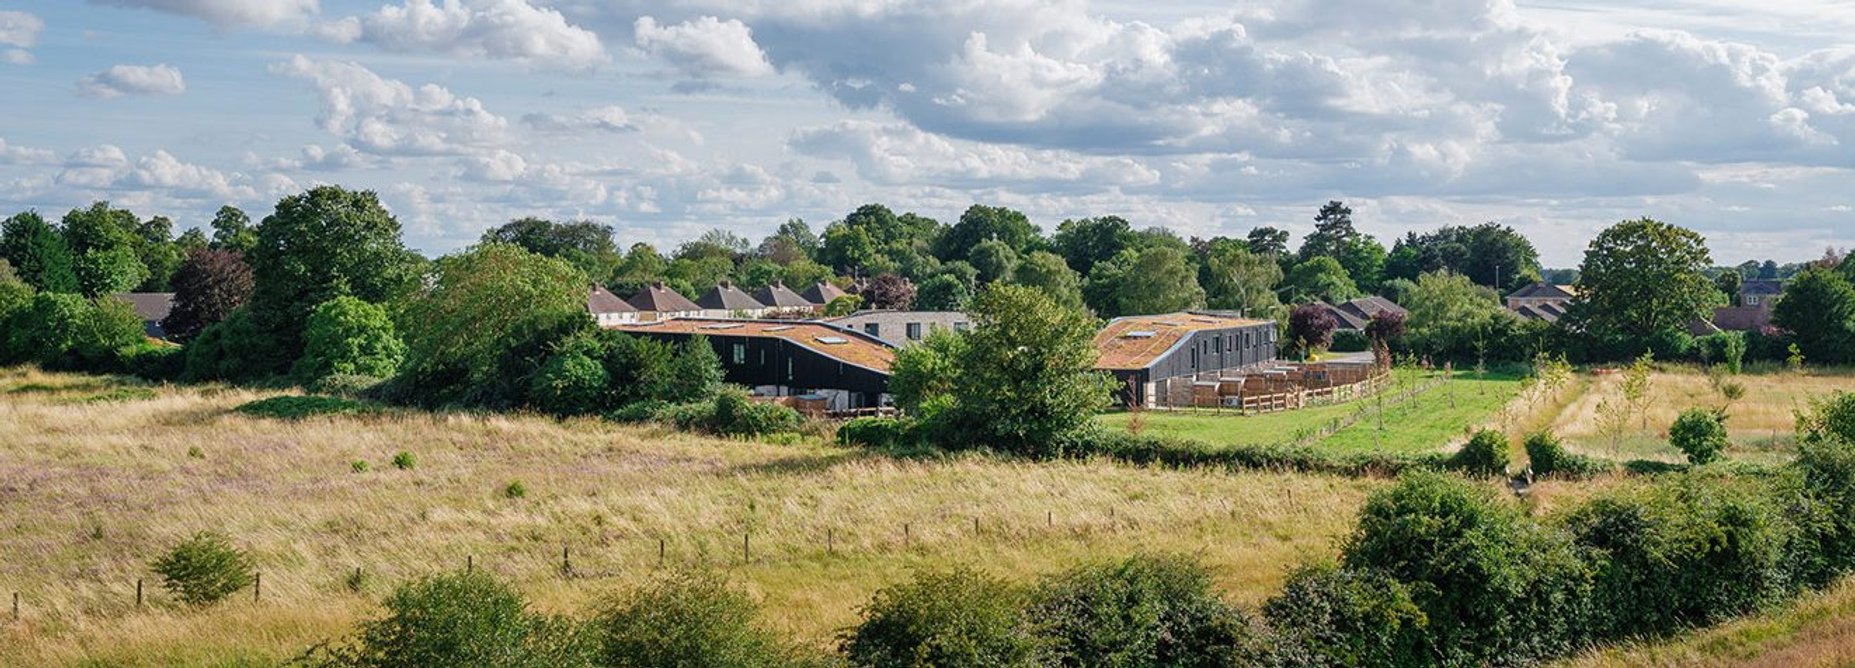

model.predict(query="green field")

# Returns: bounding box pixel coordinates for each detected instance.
[1097,369,1527,456]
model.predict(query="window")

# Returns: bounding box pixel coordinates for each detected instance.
[864,323,880,337]
[906,322,923,340]
[732,343,746,364]
[1746,296,1761,307]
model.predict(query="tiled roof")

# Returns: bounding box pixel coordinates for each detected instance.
[1093,311,1271,371]
[110,292,174,322]
[800,281,848,305]
[628,282,702,312]
[587,286,637,314]
[754,281,813,308]
[1742,280,1784,296]
[609,318,895,372]
[1508,283,1578,300]
[695,280,766,311]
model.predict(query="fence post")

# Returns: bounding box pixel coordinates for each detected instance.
[972,516,980,535]
[136,579,143,609]
[466,554,473,574]
[658,538,665,567]
[742,533,751,564]
[253,572,261,602]
[1046,509,1053,527]
[561,545,572,578]
[11,591,17,619]
[827,528,835,555]
[904,523,911,549]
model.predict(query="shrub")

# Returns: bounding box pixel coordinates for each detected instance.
[235,395,378,420]
[1566,477,1798,638]
[531,349,609,416]
[1524,431,1611,479]
[181,308,270,382]
[1329,329,1370,353]
[1795,393,1855,580]
[504,480,527,499]
[151,531,255,606]
[709,391,803,437]
[311,373,385,398]
[122,342,186,382]
[351,460,370,473]
[1341,471,1595,665]
[293,296,406,384]
[841,567,1043,668]
[391,451,416,470]
[301,571,594,667]
[1670,407,1729,465]
[838,416,916,449]
[1030,554,1271,667]
[593,570,817,668]
[606,399,670,424]
[1263,562,1428,666]
[1448,429,1510,477]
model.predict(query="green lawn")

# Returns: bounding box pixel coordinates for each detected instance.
[1097,370,1527,456]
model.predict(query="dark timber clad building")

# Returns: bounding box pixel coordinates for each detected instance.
[1093,311,1279,407]
[608,318,894,410]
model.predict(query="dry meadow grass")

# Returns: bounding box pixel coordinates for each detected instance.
[0,367,1381,666]
[1538,366,1855,463]
[1559,576,1855,668]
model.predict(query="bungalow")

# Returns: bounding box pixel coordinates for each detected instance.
[799,281,849,311]
[694,280,769,318]
[111,292,174,339]
[627,281,703,322]
[1318,296,1406,331]
[587,286,639,326]
[1506,283,1578,322]
[1093,311,1278,407]
[609,318,893,411]
[753,281,815,317]
[825,310,970,346]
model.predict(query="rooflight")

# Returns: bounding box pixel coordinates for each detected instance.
[1122,331,1157,339]
[765,326,794,332]
[815,336,849,345]
[700,323,743,330]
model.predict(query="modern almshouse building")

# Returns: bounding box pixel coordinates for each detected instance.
[1093,311,1278,407]
[608,318,894,411]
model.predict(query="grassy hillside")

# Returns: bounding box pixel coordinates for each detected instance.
[1539,366,1855,464]
[0,367,1380,666]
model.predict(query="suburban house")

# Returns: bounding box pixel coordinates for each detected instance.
[627,281,703,322]
[587,286,639,326]
[1093,311,1278,407]
[753,281,815,317]
[111,292,173,339]
[1506,283,1578,322]
[825,310,970,346]
[1317,296,1406,331]
[609,318,893,411]
[694,280,769,319]
[799,281,849,312]
[1702,279,1784,333]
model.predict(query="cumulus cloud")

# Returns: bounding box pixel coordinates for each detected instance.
[522,106,636,133]
[270,55,509,156]
[789,120,1157,191]
[0,10,43,64]
[77,64,187,98]
[87,0,318,29]
[318,0,605,70]
[0,137,56,165]
[633,15,774,78]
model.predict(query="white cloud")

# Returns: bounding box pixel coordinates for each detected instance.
[0,137,56,165]
[0,10,43,48]
[522,105,636,133]
[270,55,509,156]
[320,0,605,70]
[789,120,1158,190]
[633,15,774,78]
[76,64,187,98]
[87,0,318,29]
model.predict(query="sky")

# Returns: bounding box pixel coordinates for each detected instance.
[1,1,1854,267]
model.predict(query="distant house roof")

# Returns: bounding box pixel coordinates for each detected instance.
[110,292,174,338]
[1742,279,1784,296]
[800,281,849,305]
[587,286,637,314]
[753,281,813,308]
[610,318,895,372]
[1508,283,1578,300]
[695,280,767,311]
[1513,304,1560,323]
[1093,311,1272,371]
[1322,296,1406,330]
[627,281,701,312]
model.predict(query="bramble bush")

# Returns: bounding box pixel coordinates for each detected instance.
[1669,407,1730,465]
[1263,562,1428,666]
[593,570,825,668]
[840,567,1043,668]
[301,571,594,667]
[1447,429,1510,477]
[1524,431,1612,479]
[1030,554,1271,667]
[151,531,254,607]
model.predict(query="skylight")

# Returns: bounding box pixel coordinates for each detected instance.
[815,336,849,345]
[1123,331,1157,339]
[700,323,743,330]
